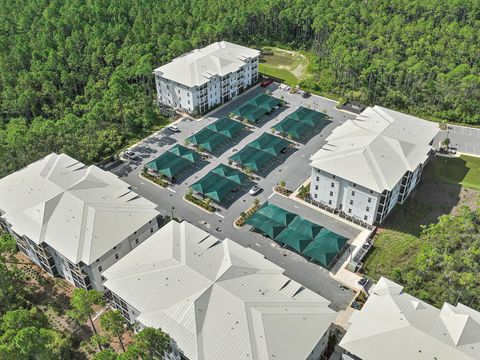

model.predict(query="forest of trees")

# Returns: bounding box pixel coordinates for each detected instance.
[0,231,171,359]
[391,206,480,310]
[0,0,479,177]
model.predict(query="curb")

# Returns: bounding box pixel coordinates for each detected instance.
[183,195,215,214]
[139,173,169,189]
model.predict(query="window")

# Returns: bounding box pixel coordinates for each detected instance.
[135,238,139,245]
[364,215,368,221]
[366,206,370,212]
[98,266,103,272]
[329,191,333,196]
[115,254,119,260]
[369,190,373,194]
[353,183,357,187]
[150,228,154,234]
[314,194,318,199]
[368,197,372,203]
[349,200,354,205]
[351,191,355,196]
[177,89,180,94]
[315,185,318,190]
[101,275,106,282]
[331,182,335,188]
[113,246,117,250]
[96,259,99,263]
[328,200,332,205]
[316,176,319,181]
[348,208,352,214]
[149,220,152,224]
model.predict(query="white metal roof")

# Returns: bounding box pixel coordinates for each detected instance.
[0,153,159,265]
[103,220,336,360]
[310,106,439,193]
[154,41,260,87]
[340,277,480,360]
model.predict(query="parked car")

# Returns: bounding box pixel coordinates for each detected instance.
[123,150,139,161]
[448,147,457,155]
[302,91,311,98]
[168,125,180,132]
[260,79,273,87]
[284,86,291,91]
[358,277,369,287]
[124,150,135,158]
[249,185,261,196]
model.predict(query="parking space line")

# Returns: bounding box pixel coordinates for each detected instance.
[215,213,225,218]
[167,188,176,193]
[268,193,275,199]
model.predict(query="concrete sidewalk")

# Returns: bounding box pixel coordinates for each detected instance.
[329,229,371,292]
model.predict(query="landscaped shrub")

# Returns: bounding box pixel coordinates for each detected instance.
[185,193,215,212]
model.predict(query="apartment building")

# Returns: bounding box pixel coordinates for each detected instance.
[0,153,161,290]
[103,220,337,360]
[310,106,439,225]
[154,41,260,114]
[340,277,480,360]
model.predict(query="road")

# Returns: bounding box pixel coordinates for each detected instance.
[111,84,359,310]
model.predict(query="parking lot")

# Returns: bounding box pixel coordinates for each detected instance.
[434,124,480,156]
[111,83,360,310]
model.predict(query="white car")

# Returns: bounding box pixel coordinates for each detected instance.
[168,125,180,132]
[123,150,139,161]
[249,185,261,196]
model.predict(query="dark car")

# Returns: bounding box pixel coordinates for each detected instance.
[302,91,311,98]
[260,79,273,87]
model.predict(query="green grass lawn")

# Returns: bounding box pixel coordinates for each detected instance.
[362,154,480,281]
[258,47,309,86]
[258,63,298,86]
[362,196,432,280]
[427,155,480,190]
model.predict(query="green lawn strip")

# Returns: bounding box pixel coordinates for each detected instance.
[362,188,434,280]
[427,155,480,190]
[362,230,421,281]
[259,64,298,86]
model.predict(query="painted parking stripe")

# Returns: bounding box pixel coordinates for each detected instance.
[215,212,225,218]
[167,187,176,193]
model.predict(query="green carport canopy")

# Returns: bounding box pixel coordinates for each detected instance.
[190,172,237,203]
[228,146,274,172]
[146,151,192,179]
[210,164,248,185]
[186,128,228,153]
[287,107,329,126]
[245,213,285,239]
[287,216,323,240]
[231,104,266,123]
[248,94,282,112]
[255,202,296,227]
[301,228,348,267]
[275,228,313,252]
[273,117,312,139]
[168,144,200,163]
[248,133,291,156]
[206,118,244,138]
